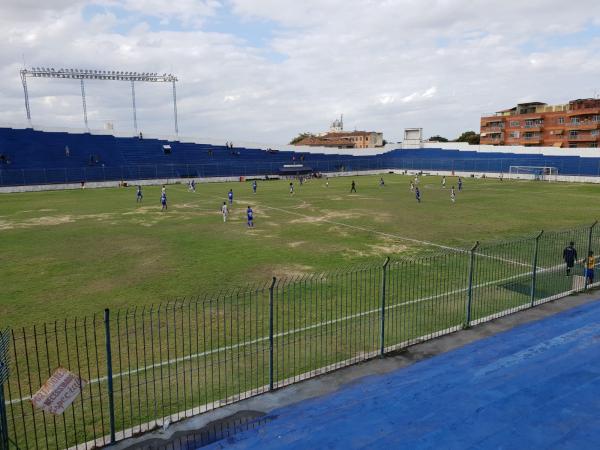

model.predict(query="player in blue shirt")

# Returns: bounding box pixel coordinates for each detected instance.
[228,189,233,205]
[136,185,143,203]
[379,177,385,187]
[458,177,463,191]
[247,205,254,227]
[160,192,167,211]
[415,187,421,203]
[252,180,257,194]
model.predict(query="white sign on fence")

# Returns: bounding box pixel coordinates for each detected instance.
[31,367,87,415]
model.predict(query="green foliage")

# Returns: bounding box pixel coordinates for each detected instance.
[455,131,480,144]
[429,135,449,142]
[289,132,315,144]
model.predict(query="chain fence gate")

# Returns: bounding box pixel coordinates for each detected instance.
[0,329,10,450]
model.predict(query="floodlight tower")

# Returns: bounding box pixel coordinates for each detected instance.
[19,67,180,135]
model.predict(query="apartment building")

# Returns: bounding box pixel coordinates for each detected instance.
[480,98,600,148]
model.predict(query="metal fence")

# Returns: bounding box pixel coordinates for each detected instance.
[3,155,600,187]
[1,222,600,449]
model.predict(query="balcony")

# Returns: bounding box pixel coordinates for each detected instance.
[521,135,542,144]
[567,121,600,130]
[481,126,504,133]
[567,108,600,116]
[522,124,543,132]
[481,134,504,144]
[568,134,600,142]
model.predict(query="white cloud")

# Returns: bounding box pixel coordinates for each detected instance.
[1,0,600,142]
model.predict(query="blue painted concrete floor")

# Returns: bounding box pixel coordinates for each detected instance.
[206,300,600,449]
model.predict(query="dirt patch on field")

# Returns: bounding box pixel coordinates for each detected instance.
[289,210,362,225]
[343,237,409,258]
[287,241,306,248]
[270,264,315,280]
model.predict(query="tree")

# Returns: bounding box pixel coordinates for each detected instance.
[289,132,315,145]
[455,131,480,145]
[428,135,449,142]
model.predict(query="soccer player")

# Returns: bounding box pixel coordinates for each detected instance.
[415,187,421,203]
[228,189,234,205]
[189,180,196,192]
[136,185,143,203]
[563,241,577,276]
[414,175,419,185]
[458,177,463,191]
[161,185,166,195]
[247,205,254,227]
[442,176,446,188]
[450,186,456,203]
[410,181,414,192]
[289,182,294,194]
[252,180,257,194]
[586,250,595,284]
[221,201,229,222]
[160,191,168,211]
[379,177,385,187]
[326,178,329,188]
[350,180,356,193]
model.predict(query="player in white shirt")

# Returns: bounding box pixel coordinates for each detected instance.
[221,201,229,222]
[450,186,456,203]
[410,181,414,192]
[442,176,446,188]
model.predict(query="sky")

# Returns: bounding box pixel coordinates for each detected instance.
[2,0,600,144]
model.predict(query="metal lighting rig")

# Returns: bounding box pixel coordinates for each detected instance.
[20,67,180,134]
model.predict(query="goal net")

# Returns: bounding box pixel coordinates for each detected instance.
[508,166,558,181]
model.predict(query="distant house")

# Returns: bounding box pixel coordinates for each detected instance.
[293,115,384,148]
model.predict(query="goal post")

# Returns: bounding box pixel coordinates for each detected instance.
[508,166,558,181]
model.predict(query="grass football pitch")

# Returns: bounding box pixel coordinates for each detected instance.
[2,173,600,327]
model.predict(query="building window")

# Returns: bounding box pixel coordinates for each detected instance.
[510,121,519,127]
[557,117,565,124]
[524,120,534,128]
[569,144,577,148]
[570,130,578,137]
[571,117,580,124]
[591,130,599,136]
[594,115,600,122]
[510,131,520,138]
[591,143,598,148]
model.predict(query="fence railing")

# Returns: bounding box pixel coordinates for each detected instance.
[1,222,600,449]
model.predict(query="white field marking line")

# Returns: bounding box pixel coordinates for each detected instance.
[231,196,535,269]
[6,260,565,406]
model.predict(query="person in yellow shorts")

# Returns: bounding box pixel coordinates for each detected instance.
[585,251,595,285]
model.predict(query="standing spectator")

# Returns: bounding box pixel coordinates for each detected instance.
[586,251,595,285]
[563,241,577,276]
[65,146,70,157]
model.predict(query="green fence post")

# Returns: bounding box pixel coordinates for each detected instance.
[380,257,390,358]
[465,242,480,327]
[584,221,598,291]
[0,329,11,450]
[268,277,276,391]
[0,384,7,450]
[103,309,116,444]
[530,231,544,307]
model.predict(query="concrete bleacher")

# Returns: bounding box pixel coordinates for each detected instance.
[2,126,600,186]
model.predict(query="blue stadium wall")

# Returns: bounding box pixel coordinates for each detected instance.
[1,127,600,186]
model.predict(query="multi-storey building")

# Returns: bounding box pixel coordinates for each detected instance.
[294,115,384,148]
[480,99,600,148]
